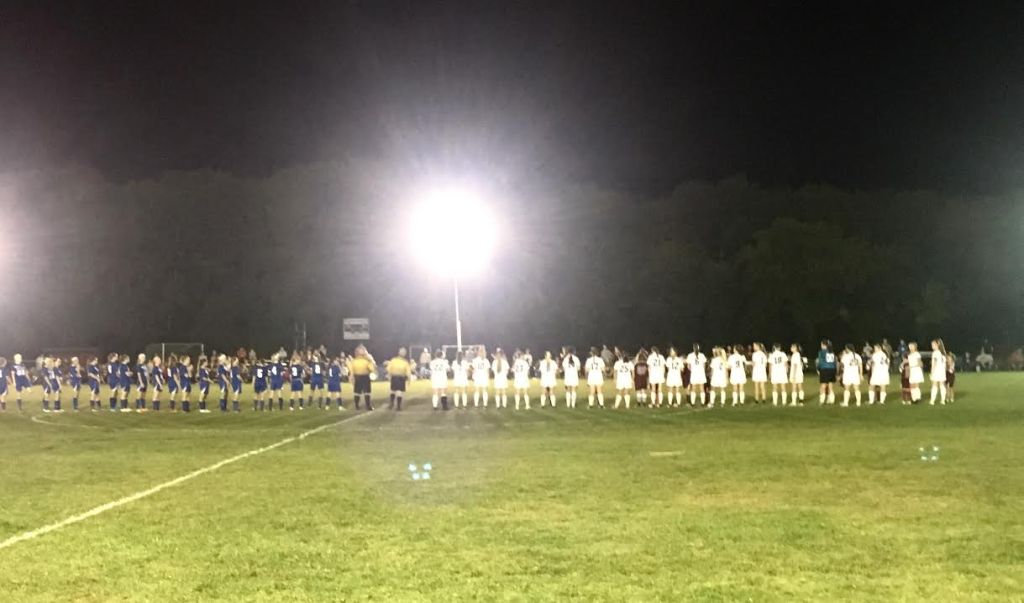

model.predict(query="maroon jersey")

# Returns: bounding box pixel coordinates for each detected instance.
[634,361,649,389]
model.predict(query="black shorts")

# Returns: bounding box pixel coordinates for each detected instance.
[354,374,371,395]
[946,372,956,387]
[390,376,407,392]
[819,368,837,384]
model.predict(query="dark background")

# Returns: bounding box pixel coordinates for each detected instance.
[1,1,1022,356]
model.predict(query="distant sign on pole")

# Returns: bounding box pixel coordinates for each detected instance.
[343,318,370,340]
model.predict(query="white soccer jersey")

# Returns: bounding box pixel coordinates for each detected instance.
[869,351,890,386]
[728,353,747,385]
[665,356,684,387]
[614,359,634,390]
[452,360,470,387]
[930,352,947,382]
[907,351,924,384]
[492,358,510,388]
[751,350,768,383]
[789,352,805,384]
[768,350,789,384]
[471,357,490,386]
[647,353,666,384]
[539,359,558,388]
[562,355,581,387]
[841,352,862,385]
[429,358,450,389]
[686,353,707,385]
[585,356,605,386]
[710,356,728,388]
[512,358,531,389]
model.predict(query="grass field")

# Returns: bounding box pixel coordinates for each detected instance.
[1,373,1022,601]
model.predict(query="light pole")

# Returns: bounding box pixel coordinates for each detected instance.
[408,181,497,353]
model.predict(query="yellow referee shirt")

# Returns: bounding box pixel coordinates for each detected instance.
[349,357,374,376]
[388,357,411,377]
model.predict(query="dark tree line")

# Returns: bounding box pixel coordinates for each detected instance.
[1,165,1020,357]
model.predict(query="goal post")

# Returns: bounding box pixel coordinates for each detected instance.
[144,342,206,362]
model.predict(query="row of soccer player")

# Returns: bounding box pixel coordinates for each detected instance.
[421,339,956,410]
[0,338,955,413]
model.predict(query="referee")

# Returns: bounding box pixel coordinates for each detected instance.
[347,346,376,410]
[387,348,413,411]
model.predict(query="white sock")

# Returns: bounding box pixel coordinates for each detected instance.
[524,396,530,409]
[843,390,850,405]
[432,394,439,408]
[731,391,737,406]
[483,391,489,406]
[740,391,746,404]
[473,391,480,407]
[869,390,875,404]
[798,390,804,401]
[930,385,937,404]
[940,384,947,403]
[782,391,788,405]
[597,393,604,406]
[709,391,716,406]
[615,395,622,409]
[854,390,861,405]
[689,392,695,405]
[624,395,630,409]
[515,393,521,409]
[879,391,886,404]
[828,392,835,404]
[772,391,778,406]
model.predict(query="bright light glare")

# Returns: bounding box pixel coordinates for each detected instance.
[409,184,498,278]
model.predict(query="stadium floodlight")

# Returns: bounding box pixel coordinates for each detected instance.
[409,182,498,351]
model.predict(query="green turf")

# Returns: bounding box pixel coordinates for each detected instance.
[1,374,1022,601]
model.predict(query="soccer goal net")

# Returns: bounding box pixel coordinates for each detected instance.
[144,342,206,362]
[440,344,486,359]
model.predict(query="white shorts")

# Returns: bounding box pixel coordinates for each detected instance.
[666,372,683,387]
[842,371,861,386]
[453,376,468,388]
[473,375,489,388]
[710,373,728,388]
[564,374,579,387]
[789,370,804,384]
[493,375,508,389]
[869,370,889,387]
[752,368,768,383]
[540,376,556,389]
[729,370,746,385]
[514,375,530,390]
[689,370,707,385]
[649,372,665,385]
[431,375,448,389]
[909,367,924,385]
[587,372,603,387]
[930,371,946,383]
[770,370,788,385]
[615,376,633,390]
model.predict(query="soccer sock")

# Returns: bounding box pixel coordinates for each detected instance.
[940,384,947,403]
[396,395,402,410]
[473,391,479,407]
[199,400,207,411]
[782,391,788,405]
[843,390,850,405]
[740,391,746,404]
[278,397,284,410]
[441,395,448,410]
[54,398,61,411]
[183,401,191,412]
[689,392,695,405]
[854,391,861,405]
[615,395,621,408]
[109,397,114,410]
[299,397,305,409]
[17,398,23,411]
[930,385,937,404]
[772,391,778,406]
[72,397,78,410]
[220,398,227,412]
[232,400,239,411]
[869,390,875,404]
[828,392,835,404]
[524,395,530,409]
[879,391,886,404]
[483,391,489,407]
[169,400,176,411]
[432,394,439,409]
[588,394,594,407]
[597,393,604,406]
[389,393,396,408]
[515,393,521,409]
[154,400,160,411]
[0,401,5,411]
[799,390,804,401]
[365,395,373,410]
[624,395,630,409]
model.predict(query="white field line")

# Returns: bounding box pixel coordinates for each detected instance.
[0,412,371,551]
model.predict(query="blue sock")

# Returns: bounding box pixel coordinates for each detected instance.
[72,398,78,410]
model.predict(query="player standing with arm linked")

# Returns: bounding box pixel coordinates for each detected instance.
[613,351,634,409]
[708,347,728,408]
[429,350,451,410]
[561,347,580,408]
[538,351,558,407]
[512,352,532,410]
[929,339,948,405]
[788,344,805,406]
[492,349,511,409]
[470,347,491,408]
[750,343,769,403]
[840,344,863,407]
[585,347,606,408]
[686,345,707,406]
[327,356,344,410]
[727,345,747,406]
[868,343,890,405]
[906,342,924,403]
[647,347,665,407]
[768,344,789,407]
[451,351,470,409]
[664,347,683,407]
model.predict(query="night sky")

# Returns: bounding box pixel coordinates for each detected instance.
[3,1,1023,194]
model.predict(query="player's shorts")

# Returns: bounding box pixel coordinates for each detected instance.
[689,371,707,386]
[181,382,192,393]
[119,379,131,391]
[587,372,604,387]
[648,373,665,386]
[818,368,837,384]
[473,375,489,388]
[729,369,746,385]
[453,376,468,388]
[563,374,579,388]
[666,372,682,388]
[289,379,303,392]
[199,383,210,395]
[540,376,556,389]
[752,369,768,383]
[47,380,60,393]
[310,378,324,390]
[354,374,371,395]
[615,376,633,390]
[430,374,448,389]
[254,381,267,394]
[232,381,242,394]
[167,380,178,393]
[930,370,946,383]
[270,380,283,391]
[710,373,728,388]
[136,383,148,393]
[770,370,788,385]
[152,382,163,392]
[789,370,804,385]
[869,371,890,387]
[633,374,649,389]
[328,380,342,393]
[0,380,8,394]
[390,376,407,392]
[89,381,100,393]
[493,375,509,389]
[16,377,31,392]
[514,375,530,389]
[841,371,861,386]
[909,367,924,385]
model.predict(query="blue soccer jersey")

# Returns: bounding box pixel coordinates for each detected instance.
[327,364,342,392]
[68,365,81,388]
[230,366,242,392]
[88,365,101,391]
[136,363,149,389]
[198,367,210,393]
[217,365,229,390]
[118,363,131,389]
[13,363,30,390]
[178,364,191,392]
[253,363,267,392]
[269,362,284,389]
[309,360,324,387]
